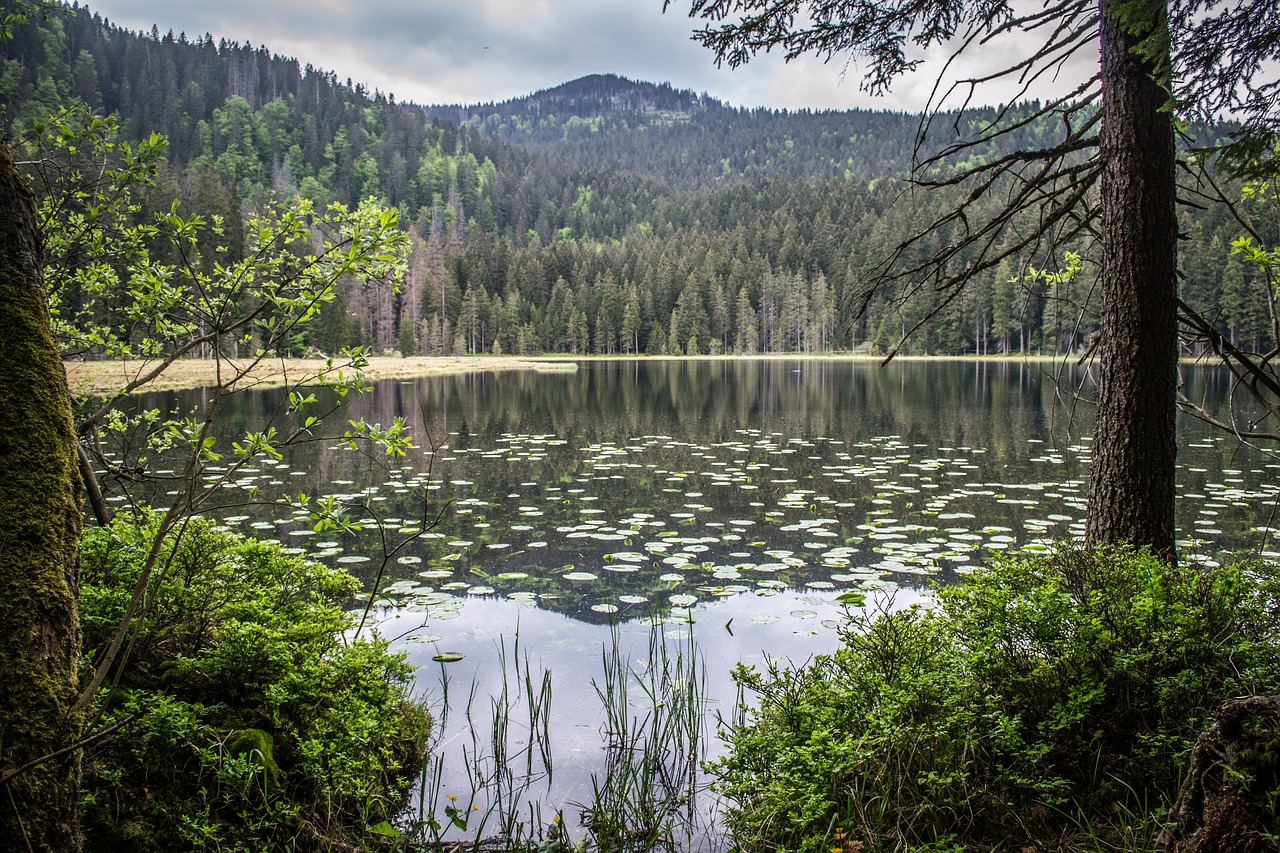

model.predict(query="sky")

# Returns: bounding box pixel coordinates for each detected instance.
[79,0,1098,113]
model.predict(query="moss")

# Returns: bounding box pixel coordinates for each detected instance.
[0,142,83,850]
[225,728,281,780]
[1227,707,1280,802]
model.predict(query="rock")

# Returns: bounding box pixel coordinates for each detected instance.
[1163,695,1280,853]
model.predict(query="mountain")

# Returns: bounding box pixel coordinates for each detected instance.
[430,74,969,185]
[429,73,712,126]
[0,3,1268,360]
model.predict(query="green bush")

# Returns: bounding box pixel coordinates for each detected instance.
[710,547,1280,852]
[78,513,431,852]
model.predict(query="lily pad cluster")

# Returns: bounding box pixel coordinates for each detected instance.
[111,383,1280,625]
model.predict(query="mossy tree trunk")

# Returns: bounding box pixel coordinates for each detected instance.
[1164,695,1280,852]
[0,142,83,849]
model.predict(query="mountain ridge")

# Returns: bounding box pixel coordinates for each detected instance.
[427,73,711,119]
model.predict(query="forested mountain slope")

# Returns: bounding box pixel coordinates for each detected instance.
[0,2,1269,357]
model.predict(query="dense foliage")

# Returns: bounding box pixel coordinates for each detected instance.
[711,548,1280,852]
[78,514,430,852]
[0,4,1274,360]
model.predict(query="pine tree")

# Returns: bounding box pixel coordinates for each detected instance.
[734,286,757,354]
[621,285,642,354]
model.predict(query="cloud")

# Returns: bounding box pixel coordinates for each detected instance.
[85,0,1094,111]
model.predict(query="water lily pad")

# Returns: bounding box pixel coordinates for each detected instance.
[405,633,443,644]
[432,652,466,663]
[418,569,453,579]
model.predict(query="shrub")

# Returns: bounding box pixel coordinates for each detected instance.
[78,513,431,852]
[710,547,1280,852]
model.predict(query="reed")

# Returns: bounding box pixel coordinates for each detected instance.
[578,622,710,853]
[409,619,716,852]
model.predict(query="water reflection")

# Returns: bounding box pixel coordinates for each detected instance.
[122,359,1279,625]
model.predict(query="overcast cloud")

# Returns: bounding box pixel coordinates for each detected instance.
[80,0,1097,112]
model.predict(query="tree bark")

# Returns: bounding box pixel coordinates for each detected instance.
[0,142,83,849]
[1087,0,1178,559]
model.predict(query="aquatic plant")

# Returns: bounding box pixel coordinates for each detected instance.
[409,619,712,853]
[578,623,709,853]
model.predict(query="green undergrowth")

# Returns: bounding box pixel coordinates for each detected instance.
[711,547,1280,853]
[78,512,431,852]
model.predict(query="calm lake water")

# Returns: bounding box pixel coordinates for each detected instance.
[125,358,1280,845]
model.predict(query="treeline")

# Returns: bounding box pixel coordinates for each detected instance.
[1,2,1274,358]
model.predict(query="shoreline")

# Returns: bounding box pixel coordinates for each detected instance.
[63,355,581,396]
[65,351,1219,396]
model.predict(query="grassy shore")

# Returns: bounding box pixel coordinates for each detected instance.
[63,355,581,396]
[64,350,1136,396]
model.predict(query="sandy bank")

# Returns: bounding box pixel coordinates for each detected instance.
[63,355,580,396]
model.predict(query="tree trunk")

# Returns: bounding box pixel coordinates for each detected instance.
[0,142,83,849]
[1163,695,1280,853]
[1087,0,1178,559]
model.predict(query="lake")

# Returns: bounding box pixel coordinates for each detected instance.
[122,357,1279,847]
